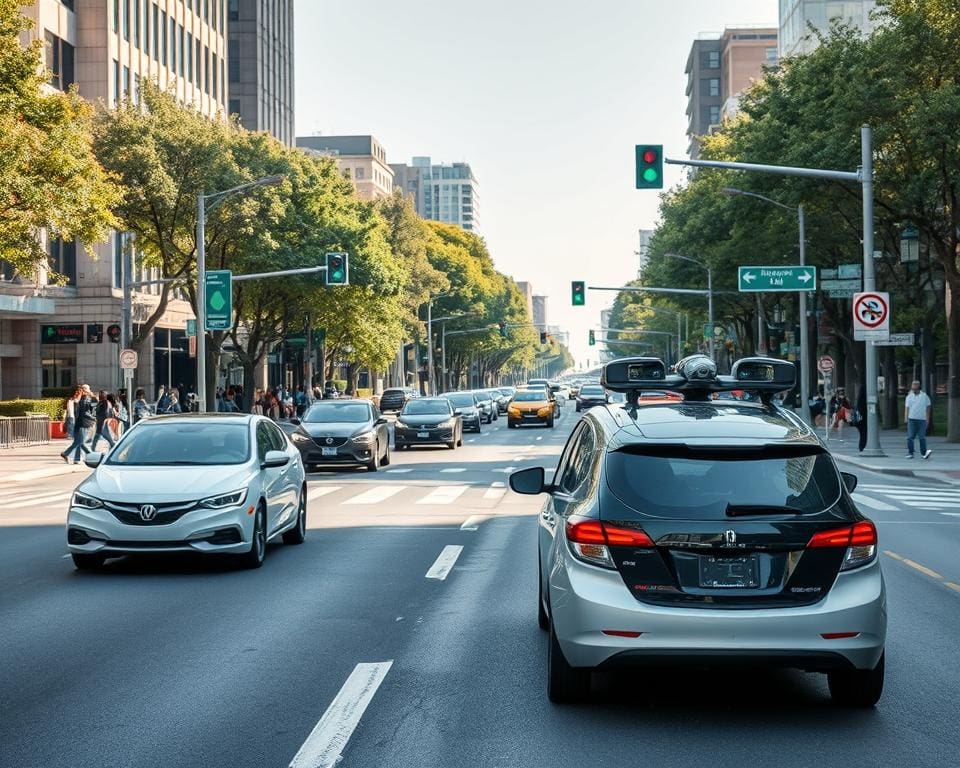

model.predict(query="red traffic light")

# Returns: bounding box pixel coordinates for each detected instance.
[642,149,658,164]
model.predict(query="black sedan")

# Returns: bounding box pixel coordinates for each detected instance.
[395,398,463,450]
[443,391,483,432]
[286,400,391,472]
[575,384,609,411]
[379,387,419,412]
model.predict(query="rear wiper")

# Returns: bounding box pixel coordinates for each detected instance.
[725,504,803,517]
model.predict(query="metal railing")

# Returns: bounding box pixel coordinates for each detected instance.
[0,414,50,448]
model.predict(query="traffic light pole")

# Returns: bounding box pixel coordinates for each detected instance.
[665,125,882,455]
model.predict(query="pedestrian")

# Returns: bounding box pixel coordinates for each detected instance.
[808,389,826,426]
[905,380,933,459]
[106,392,124,438]
[218,388,239,412]
[132,388,151,423]
[295,385,307,417]
[830,388,851,431]
[156,385,170,414]
[61,385,95,464]
[60,385,84,463]
[854,386,868,453]
[90,390,117,452]
[166,390,182,413]
[251,388,264,415]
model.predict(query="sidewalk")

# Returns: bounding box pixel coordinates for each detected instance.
[0,439,92,484]
[823,426,960,486]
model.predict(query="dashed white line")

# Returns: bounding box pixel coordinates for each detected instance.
[425,545,464,579]
[851,493,898,512]
[440,468,466,473]
[5,492,73,509]
[343,486,405,505]
[460,515,484,531]
[483,485,507,501]
[493,466,517,474]
[307,486,342,501]
[288,661,393,768]
[385,468,413,474]
[416,486,468,505]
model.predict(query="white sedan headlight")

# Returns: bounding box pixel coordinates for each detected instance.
[72,491,103,509]
[351,432,376,444]
[200,489,248,509]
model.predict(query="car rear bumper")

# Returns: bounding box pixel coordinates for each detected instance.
[66,504,255,555]
[296,444,374,466]
[549,548,886,672]
[395,427,455,445]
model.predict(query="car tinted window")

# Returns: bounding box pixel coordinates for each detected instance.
[304,402,371,423]
[580,386,604,395]
[445,393,475,408]
[403,399,451,415]
[513,391,547,402]
[107,422,250,466]
[266,422,288,452]
[559,423,596,495]
[256,421,271,462]
[605,446,842,520]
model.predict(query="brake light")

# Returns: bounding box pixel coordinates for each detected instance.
[566,517,654,570]
[808,526,853,548]
[566,518,606,545]
[602,630,643,638]
[807,521,877,571]
[603,524,655,547]
[849,521,877,546]
[821,632,860,640]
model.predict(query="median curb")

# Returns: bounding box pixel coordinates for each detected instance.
[832,453,960,487]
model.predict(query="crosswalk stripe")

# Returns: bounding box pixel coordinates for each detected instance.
[460,515,484,531]
[425,545,463,579]
[5,492,72,509]
[416,486,468,505]
[307,486,342,501]
[342,486,405,505]
[851,493,898,512]
[483,486,507,501]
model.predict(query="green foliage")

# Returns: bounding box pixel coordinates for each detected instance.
[0,398,65,420]
[0,0,119,275]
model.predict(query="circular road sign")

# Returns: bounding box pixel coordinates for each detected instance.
[854,292,888,329]
[119,348,138,370]
[818,355,835,374]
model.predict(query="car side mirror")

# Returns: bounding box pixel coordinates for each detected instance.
[375,417,388,425]
[509,466,550,495]
[841,472,858,493]
[262,450,289,469]
[83,452,103,468]
[288,417,301,425]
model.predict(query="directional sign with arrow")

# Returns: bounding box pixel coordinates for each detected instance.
[738,265,817,292]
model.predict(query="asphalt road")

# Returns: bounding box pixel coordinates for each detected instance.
[1,401,959,768]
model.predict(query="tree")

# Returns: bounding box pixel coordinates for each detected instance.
[0,0,118,276]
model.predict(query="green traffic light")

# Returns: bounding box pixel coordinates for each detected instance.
[643,168,659,183]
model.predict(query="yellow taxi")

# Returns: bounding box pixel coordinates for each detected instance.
[507,389,555,429]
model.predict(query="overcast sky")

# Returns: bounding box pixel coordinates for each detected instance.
[294,0,778,366]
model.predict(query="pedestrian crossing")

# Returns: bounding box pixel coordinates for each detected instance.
[855,484,960,516]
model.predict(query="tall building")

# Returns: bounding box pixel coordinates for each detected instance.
[779,0,878,57]
[515,282,534,322]
[685,27,778,157]
[532,295,548,330]
[637,229,654,275]
[227,0,295,146]
[296,135,394,200]
[390,157,480,233]
[3,0,232,399]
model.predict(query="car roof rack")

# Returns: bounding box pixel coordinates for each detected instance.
[601,355,796,405]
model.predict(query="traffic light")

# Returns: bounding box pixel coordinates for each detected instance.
[498,321,508,338]
[325,252,349,286]
[571,280,585,306]
[539,331,547,344]
[106,324,121,343]
[588,330,595,346]
[635,144,663,190]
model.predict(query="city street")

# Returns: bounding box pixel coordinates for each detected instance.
[2,409,960,768]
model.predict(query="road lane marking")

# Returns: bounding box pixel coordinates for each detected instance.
[460,515,484,531]
[5,492,73,509]
[884,550,942,579]
[941,512,960,517]
[851,493,898,512]
[288,661,393,768]
[466,439,476,443]
[307,487,342,501]
[536,436,543,441]
[440,468,466,473]
[493,466,517,473]
[483,486,507,501]
[425,545,463,579]
[342,486,405,505]
[385,468,412,474]
[416,486,468,505]
[945,582,960,593]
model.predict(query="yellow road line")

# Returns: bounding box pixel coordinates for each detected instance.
[884,550,954,594]
[944,583,960,594]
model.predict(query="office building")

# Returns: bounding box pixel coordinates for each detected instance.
[532,295,548,330]
[2,0,233,399]
[637,229,654,275]
[780,0,878,57]
[515,282,534,322]
[227,0,295,146]
[685,27,778,157]
[390,157,480,233]
[296,135,394,200]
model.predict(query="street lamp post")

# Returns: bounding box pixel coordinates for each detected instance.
[722,187,811,424]
[196,175,284,413]
[664,253,714,360]
[434,312,477,393]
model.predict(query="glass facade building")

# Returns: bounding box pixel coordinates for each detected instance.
[779,0,878,57]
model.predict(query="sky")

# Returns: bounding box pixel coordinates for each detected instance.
[294,0,778,367]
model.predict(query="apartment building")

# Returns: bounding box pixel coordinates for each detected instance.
[780,0,878,57]
[390,157,480,233]
[296,135,395,201]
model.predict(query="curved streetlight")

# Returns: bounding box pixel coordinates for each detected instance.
[722,187,810,425]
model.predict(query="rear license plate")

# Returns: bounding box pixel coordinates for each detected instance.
[417,431,430,438]
[698,555,759,588]
[321,447,338,457]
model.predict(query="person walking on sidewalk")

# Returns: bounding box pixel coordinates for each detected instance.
[905,380,933,459]
[61,385,96,463]
[90,390,117,452]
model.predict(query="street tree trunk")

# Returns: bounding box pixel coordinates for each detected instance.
[946,279,960,442]
[880,345,899,430]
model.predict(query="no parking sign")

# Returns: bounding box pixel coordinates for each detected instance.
[852,292,889,341]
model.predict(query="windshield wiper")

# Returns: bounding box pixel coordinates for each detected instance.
[725,504,804,517]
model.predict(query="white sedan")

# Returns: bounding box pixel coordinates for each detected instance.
[66,413,307,570]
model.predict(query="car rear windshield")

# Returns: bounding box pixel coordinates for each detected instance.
[605,445,842,520]
[445,393,475,408]
[304,402,370,423]
[580,386,604,395]
[513,391,547,402]
[403,400,451,415]
[107,422,250,466]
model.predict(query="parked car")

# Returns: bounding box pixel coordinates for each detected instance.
[66,414,307,571]
[443,391,483,432]
[395,398,463,450]
[287,400,390,472]
[379,387,419,412]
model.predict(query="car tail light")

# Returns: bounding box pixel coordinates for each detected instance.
[821,632,860,640]
[566,516,654,569]
[602,630,643,638]
[807,520,877,571]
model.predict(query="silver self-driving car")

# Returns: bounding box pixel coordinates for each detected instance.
[511,355,886,707]
[66,414,307,570]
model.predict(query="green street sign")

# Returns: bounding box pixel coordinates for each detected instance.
[204,270,232,330]
[738,265,816,292]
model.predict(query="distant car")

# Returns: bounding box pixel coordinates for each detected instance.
[287,400,390,472]
[443,391,483,433]
[527,378,550,390]
[471,390,498,423]
[379,387,419,412]
[66,414,307,571]
[484,388,511,414]
[508,389,555,428]
[576,384,609,412]
[395,398,463,450]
